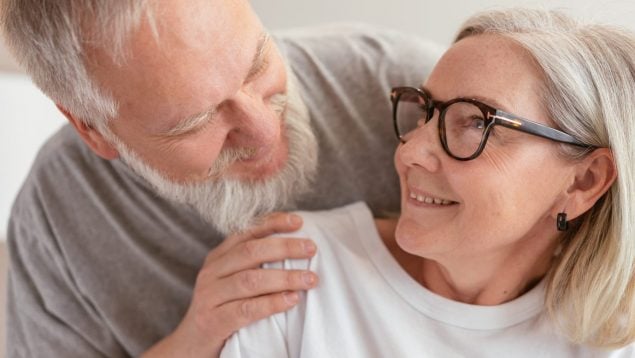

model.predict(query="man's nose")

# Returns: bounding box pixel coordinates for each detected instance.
[222,90,281,147]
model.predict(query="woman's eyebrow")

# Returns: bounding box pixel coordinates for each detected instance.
[421,85,508,110]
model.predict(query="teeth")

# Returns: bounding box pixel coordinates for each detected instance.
[410,192,454,205]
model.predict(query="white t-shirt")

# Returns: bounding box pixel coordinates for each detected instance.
[221,202,634,357]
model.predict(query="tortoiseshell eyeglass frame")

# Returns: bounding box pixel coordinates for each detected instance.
[391,86,595,161]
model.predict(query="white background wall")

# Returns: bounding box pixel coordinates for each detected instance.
[2,0,635,237]
[252,0,635,46]
[0,44,17,73]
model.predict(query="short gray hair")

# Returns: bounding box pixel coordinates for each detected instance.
[0,0,154,127]
[456,8,635,348]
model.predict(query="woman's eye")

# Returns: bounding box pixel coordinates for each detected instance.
[463,116,484,130]
[472,117,485,129]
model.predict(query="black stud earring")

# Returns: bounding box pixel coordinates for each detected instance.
[557,212,568,231]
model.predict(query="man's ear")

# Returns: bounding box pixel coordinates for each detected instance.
[564,148,616,220]
[56,104,119,160]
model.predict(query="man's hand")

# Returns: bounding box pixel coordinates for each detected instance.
[142,212,318,358]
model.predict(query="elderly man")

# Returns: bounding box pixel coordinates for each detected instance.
[1,0,439,356]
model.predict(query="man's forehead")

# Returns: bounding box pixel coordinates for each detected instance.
[131,2,256,59]
[89,0,267,130]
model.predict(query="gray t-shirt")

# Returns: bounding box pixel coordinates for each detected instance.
[7,25,441,357]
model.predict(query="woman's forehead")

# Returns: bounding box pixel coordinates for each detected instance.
[425,34,544,114]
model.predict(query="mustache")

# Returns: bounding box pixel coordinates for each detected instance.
[207,147,258,179]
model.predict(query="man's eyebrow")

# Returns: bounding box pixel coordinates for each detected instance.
[157,108,216,137]
[156,33,270,138]
[245,32,271,83]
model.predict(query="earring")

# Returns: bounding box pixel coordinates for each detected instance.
[557,212,569,231]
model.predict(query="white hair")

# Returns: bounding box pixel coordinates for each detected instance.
[1,0,319,234]
[98,73,318,235]
[0,0,155,127]
[456,8,635,348]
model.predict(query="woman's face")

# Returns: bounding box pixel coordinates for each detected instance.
[394,34,576,260]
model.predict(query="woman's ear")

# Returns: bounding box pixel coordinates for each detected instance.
[56,104,119,160]
[565,148,616,220]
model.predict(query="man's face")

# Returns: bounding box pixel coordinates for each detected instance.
[90,0,289,183]
[85,0,318,234]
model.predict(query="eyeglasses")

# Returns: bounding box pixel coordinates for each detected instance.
[390,86,594,161]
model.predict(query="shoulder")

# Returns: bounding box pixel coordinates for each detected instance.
[226,202,380,357]
[10,125,89,221]
[296,201,374,239]
[8,124,153,249]
[274,23,442,64]
[268,202,376,271]
[275,23,444,87]
[12,125,110,215]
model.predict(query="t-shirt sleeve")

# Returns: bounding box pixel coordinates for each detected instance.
[220,312,290,358]
[281,24,443,90]
[220,246,313,358]
[380,28,444,87]
[6,215,126,357]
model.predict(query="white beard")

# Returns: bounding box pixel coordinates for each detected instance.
[100,74,318,235]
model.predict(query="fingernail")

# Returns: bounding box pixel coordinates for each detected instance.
[288,214,302,226]
[283,292,299,305]
[302,272,315,285]
[304,241,316,254]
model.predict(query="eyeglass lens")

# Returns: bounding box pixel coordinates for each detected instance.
[396,91,487,159]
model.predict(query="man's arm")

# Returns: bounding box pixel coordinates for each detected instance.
[141,213,318,358]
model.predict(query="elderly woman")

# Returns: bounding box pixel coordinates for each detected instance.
[221,9,635,357]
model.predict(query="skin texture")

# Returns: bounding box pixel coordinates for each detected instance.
[390,34,616,306]
[77,0,289,183]
[58,1,319,357]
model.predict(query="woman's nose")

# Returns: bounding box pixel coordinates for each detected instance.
[396,113,443,172]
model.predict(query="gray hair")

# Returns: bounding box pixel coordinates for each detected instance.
[0,0,154,127]
[456,8,635,348]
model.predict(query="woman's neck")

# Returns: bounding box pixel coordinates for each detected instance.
[375,218,558,306]
[417,250,552,305]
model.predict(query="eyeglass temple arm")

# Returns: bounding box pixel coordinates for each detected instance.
[488,112,592,148]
